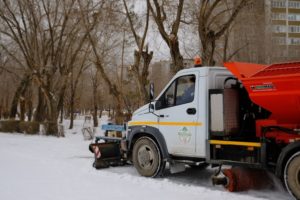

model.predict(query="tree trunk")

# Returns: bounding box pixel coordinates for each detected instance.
[0,103,2,120]
[99,108,103,118]
[92,86,98,127]
[203,45,216,66]
[133,49,153,106]
[0,99,3,119]
[59,106,64,124]
[201,33,216,66]
[114,100,124,125]
[69,93,75,129]
[27,99,33,121]
[42,82,58,123]
[93,105,98,127]
[132,50,145,106]
[3,95,9,119]
[35,87,46,122]
[108,105,111,118]
[20,97,26,121]
[141,49,153,103]
[9,75,30,119]
[25,84,33,122]
[57,79,68,124]
[47,97,58,122]
[169,35,184,73]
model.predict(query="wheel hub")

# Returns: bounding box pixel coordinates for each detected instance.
[137,145,154,169]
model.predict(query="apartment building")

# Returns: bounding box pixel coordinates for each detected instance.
[271,0,300,61]
[233,0,300,63]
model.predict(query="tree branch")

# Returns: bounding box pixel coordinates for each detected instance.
[171,0,184,35]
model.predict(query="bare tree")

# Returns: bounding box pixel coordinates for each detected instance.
[123,0,153,105]
[0,0,61,122]
[195,0,250,66]
[78,0,128,124]
[149,0,185,73]
[68,50,91,129]
[0,0,93,130]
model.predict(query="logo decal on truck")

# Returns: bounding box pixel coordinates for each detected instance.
[250,83,276,92]
[178,127,192,144]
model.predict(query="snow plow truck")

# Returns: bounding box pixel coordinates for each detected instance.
[89,60,300,199]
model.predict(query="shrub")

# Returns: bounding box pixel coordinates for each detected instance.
[0,120,21,133]
[19,121,40,135]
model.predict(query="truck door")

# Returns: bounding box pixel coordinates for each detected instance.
[155,73,199,157]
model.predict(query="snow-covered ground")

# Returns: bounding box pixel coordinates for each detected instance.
[0,118,292,200]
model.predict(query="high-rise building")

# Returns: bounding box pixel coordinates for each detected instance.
[233,0,300,64]
[232,1,267,63]
[270,0,300,62]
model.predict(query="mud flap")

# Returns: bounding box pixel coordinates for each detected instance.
[89,139,127,169]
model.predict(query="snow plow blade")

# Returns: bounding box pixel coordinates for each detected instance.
[89,136,127,169]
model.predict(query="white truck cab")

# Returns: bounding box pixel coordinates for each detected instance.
[128,66,233,171]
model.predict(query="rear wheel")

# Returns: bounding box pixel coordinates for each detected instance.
[284,152,300,199]
[132,137,164,177]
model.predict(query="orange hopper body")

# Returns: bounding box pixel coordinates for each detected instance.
[224,61,300,126]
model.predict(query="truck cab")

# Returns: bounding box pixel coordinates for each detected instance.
[128,67,232,159]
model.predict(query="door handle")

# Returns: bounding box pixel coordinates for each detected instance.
[186,108,196,115]
[159,114,169,118]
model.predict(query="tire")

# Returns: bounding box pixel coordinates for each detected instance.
[132,137,164,177]
[284,152,300,199]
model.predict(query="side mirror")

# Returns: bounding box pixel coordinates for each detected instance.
[149,83,154,102]
[149,103,155,113]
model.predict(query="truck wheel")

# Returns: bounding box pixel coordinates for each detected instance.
[132,137,163,177]
[284,152,300,199]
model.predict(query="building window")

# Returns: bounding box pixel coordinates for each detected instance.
[272,1,286,8]
[272,13,300,21]
[289,26,300,33]
[288,38,300,45]
[289,1,300,8]
[272,1,300,8]
[273,37,286,45]
[272,13,286,20]
[272,25,287,33]
[288,13,300,21]
[289,49,300,57]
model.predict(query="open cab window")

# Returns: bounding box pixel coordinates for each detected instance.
[156,75,195,110]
